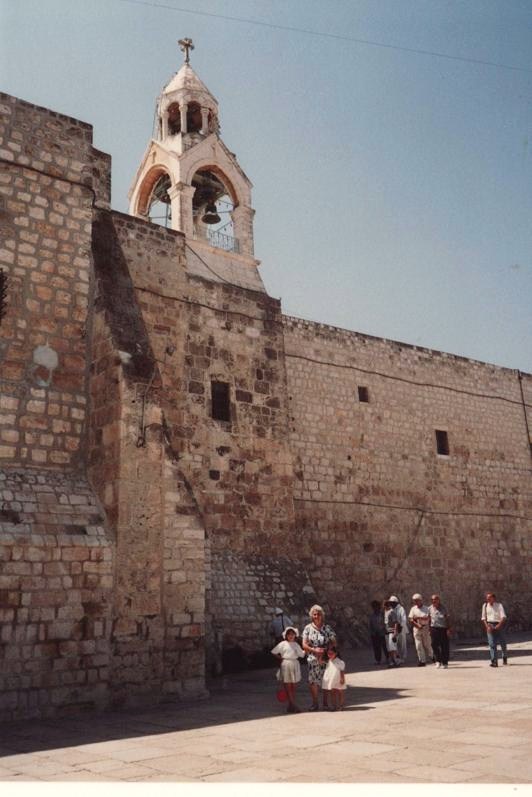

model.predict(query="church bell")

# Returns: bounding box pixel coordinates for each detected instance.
[201,202,221,225]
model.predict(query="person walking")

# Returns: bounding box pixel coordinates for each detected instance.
[368,600,387,665]
[388,595,408,664]
[383,599,401,667]
[481,592,508,667]
[428,594,451,668]
[408,593,433,666]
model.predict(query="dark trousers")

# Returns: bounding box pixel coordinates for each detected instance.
[371,633,387,663]
[430,627,449,665]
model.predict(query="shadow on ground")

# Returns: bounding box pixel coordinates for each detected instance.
[0,679,406,758]
[1,632,530,758]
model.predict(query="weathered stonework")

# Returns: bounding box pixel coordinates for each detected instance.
[284,318,532,638]
[0,468,112,718]
[0,74,531,721]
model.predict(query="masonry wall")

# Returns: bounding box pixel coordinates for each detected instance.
[98,214,310,663]
[2,90,531,720]
[0,93,109,468]
[90,210,207,701]
[0,94,114,719]
[283,317,532,638]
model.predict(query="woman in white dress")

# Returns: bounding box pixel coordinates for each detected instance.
[271,626,305,713]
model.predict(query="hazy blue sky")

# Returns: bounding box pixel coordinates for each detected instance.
[2,0,531,370]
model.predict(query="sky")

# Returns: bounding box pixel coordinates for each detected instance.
[1,0,531,371]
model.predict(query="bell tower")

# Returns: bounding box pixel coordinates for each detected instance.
[129,39,261,286]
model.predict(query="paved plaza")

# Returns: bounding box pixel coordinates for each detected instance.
[1,635,531,783]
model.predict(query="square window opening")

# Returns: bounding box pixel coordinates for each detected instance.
[435,429,449,456]
[211,380,231,422]
[358,386,369,403]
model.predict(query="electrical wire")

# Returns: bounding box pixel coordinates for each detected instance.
[293,495,530,523]
[284,346,532,410]
[119,0,532,75]
[185,241,237,286]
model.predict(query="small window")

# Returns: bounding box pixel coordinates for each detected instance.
[0,269,7,325]
[211,381,231,422]
[357,386,369,403]
[435,429,449,456]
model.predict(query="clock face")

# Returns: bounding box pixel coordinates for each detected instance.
[147,173,172,227]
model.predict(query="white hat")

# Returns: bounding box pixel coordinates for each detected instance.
[282,626,299,639]
[388,595,399,603]
[274,607,283,615]
[412,593,423,601]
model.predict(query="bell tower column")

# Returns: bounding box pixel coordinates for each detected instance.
[231,205,255,257]
[180,103,188,135]
[168,182,195,237]
[161,112,169,141]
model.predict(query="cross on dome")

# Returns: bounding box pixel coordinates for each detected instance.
[178,37,194,65]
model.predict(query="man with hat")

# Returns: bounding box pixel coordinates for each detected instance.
[270,607,294,644]
[388,595,408,663]
[408,593,433,666]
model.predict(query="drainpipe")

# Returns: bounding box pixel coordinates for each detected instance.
[517,370,532,464]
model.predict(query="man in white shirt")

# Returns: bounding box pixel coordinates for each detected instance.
[481,592,508,667]
[388,596,408,663]
[408,593,433,666]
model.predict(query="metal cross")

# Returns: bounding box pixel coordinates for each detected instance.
[178,38,194,65]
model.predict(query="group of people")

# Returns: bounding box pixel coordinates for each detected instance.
[271,605,344,713]
[270,591,509,713]
[370,593,452,668]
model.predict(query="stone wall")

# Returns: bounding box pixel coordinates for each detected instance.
[0,93,109,469]
[283,317,532,637]
[1,90,531,720]
[0,94,115,720]
[90,210,207,703]
[0,469,112,719]
[95,211,308,664]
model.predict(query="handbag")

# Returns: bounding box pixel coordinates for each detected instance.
[276,687,288,703]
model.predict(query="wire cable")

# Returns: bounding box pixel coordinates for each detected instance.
[293,495,530,523]
[284,346,532,410]
[119,0,532,75]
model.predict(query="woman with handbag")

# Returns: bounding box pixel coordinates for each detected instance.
[302,605,337,711]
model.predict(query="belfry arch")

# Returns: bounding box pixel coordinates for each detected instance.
[135,166,173,228]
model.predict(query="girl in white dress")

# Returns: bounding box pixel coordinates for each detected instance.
[271,627,305,713]
[322,645,346,711]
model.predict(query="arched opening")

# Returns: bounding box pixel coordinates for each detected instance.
[167,103,181,135]
[191,168,238,252]
[187,102,202,133]
[147,173,172,228]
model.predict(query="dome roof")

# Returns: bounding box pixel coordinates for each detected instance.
[162,63,218,106]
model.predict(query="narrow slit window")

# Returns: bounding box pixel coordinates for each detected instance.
[435,429,449,456]
[358,386,369,403]
[0,269,8,325]
[211,381,231,422]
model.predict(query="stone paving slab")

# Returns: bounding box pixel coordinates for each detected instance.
[1,635,532,783]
